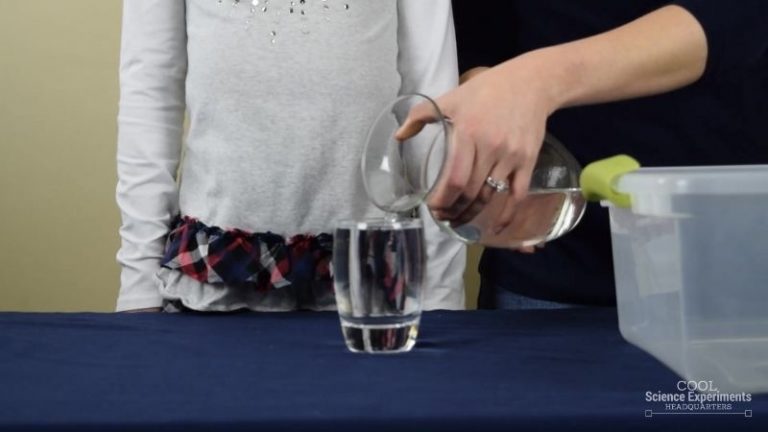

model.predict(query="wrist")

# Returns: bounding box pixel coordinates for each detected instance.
[459,66,490,85]
[508,45,586,114]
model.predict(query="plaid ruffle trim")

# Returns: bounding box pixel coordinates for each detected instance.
[160,216,333,291]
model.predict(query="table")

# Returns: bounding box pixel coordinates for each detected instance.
[1,309,765,431]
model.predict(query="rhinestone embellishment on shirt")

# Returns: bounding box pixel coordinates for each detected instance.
[220,0,351,43]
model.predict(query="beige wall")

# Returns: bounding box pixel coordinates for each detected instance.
[464,244,481,309]
[0,0,480,312]
[0,1,122,311]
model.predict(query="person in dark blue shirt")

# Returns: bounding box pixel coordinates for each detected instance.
[404,1,768,308]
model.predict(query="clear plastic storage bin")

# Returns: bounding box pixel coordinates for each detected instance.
[603,165,768,393]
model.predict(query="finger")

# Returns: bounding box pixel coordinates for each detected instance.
[437,123,521,222]
[493,163,534,234]
[449,189,492,226]
[394,100,439,141]
[450,134,520,228]
[449,158,513,226]
[438,154,496,222]
[427,126,476,220]
[517,240,545,253]
[510,156,534,201]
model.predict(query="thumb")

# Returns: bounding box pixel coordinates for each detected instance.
[394,99,442,141]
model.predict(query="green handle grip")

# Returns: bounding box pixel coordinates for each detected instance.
[580,155,641,208]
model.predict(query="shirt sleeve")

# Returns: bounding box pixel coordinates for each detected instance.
[397,0,467,310]
[115,0,187,311]
[673,0,768,79]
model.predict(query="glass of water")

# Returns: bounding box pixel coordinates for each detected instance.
[332,218,425,354]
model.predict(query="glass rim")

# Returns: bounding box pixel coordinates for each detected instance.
[361,93,450,213]
[335,217,423,230]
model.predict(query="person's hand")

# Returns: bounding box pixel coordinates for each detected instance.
[396,52,561,230]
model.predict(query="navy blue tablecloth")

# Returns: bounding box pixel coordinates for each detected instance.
[0,309,765,431]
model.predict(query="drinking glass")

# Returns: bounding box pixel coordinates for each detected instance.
[361,94,587,248]
[332,218,425,353]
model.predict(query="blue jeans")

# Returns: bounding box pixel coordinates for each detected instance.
[478,278,578,310]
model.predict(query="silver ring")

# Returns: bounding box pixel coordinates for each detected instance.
[485,176,510,193]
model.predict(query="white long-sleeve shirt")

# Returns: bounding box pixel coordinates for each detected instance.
[116,0,466,312]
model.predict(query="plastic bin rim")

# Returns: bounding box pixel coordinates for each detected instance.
[616,164,768,195]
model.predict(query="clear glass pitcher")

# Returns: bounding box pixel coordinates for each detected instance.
[361,93,586,249]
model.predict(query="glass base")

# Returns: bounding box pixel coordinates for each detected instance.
[340,319,419,354]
